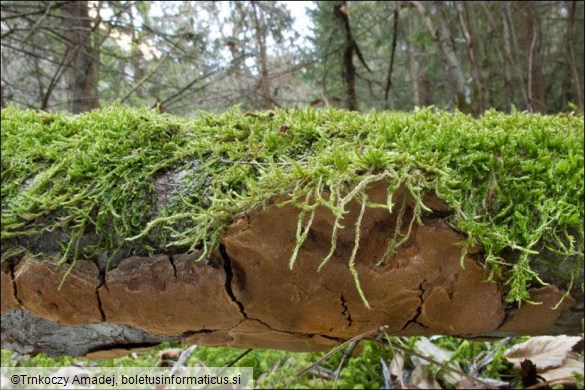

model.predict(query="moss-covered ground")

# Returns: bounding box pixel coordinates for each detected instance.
[1,105,583,304]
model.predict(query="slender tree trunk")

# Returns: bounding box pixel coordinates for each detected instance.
[334,1,357,111]
[33,57,46,107]
[519,1,545,113]
[459,3,483,115]
[251,1,271,109]
[41,55,68,110]
[477,3,494,108]
[405,7,420,107]
[129,4,145,100]
[61,1,99,114]
[384,7,399,102]
[420,74,432,106]
[564,1,584,112]
[500,5,517,109]
[411,1,473,114]
[502,2,531,111]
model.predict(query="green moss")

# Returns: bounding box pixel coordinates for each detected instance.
[1,105,583,305]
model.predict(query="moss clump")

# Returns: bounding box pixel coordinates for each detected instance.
[1,105,583,305]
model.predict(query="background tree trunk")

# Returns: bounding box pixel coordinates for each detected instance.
[411,1,473,114]
[335,1,358,111]
[564,1,584,112]
[251,1,272,109]
[518,1,545,113]
[459,2,484,115]
[384,7,399,102]
[129,4,145,100]
[62,1,99,114]
[405,8,420,107]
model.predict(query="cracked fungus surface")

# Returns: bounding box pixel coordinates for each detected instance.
[1,105,583,309]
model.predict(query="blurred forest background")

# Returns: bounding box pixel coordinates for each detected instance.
[1,1,583,116]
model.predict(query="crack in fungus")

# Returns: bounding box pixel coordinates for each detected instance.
[219,243,247,318]
[340,292,352,327]
[168,254,177,279]
[95,270,107,322]
[401,281,428,331]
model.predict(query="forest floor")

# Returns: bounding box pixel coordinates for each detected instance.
[2,334,583,389]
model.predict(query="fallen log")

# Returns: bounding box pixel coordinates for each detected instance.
[1,106,583,358]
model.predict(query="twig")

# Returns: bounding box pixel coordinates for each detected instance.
[309,366,336,380]
[469,337,512,376]
[225,348,252,367]
[333,340,359,387]
[22,2,53,43]
[296,326,389,377]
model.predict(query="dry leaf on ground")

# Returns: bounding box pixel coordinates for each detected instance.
[504,335,582,370]
[505,335,584,384]
[539,357,583,381]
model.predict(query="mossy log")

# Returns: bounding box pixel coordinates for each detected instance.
[1,106,583,358]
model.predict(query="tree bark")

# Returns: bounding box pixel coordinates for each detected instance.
[61,1,99,114]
